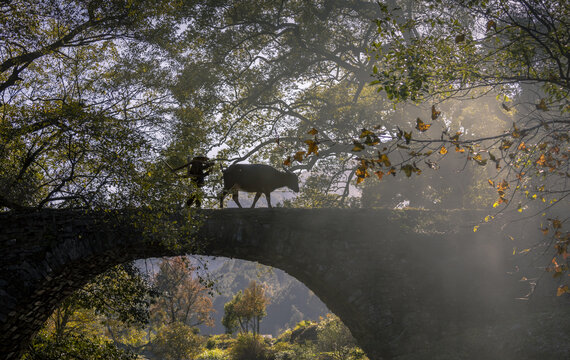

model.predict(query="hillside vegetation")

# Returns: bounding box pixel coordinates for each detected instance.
[199,258,329,337]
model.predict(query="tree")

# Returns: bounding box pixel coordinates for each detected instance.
[2,2,213,353]
[0,0,203,212]
[151,257,215,327]
[169,0,508,210]
[45,257,215,358]
[222,291,243,335]
[222,281,269,336]
[22,263,155,359]
[241,281,269,335]
[77,263,157,326]
[367,0,569,289]
[367,0,568,209]
[174,0,396,205]
[8,1,555,212]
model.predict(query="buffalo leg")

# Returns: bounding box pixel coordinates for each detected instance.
[251,192,262,208]
[232,190,242,208]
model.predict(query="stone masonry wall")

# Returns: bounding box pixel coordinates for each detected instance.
[1,208,568,360]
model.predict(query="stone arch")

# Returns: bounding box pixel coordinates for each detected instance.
[3,208,397,359]
[1,208,558,360]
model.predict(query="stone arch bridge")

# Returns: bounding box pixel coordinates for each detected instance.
[0,208,565,359]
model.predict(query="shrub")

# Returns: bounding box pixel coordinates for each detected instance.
[196,348,230,360]
[22,332,137,360]
[229,333,268,360]
[316,314,360,360]
[267,342,317,360]
[151,322,203,360]
[206,334,235,350]
[294,320,313,329]
[205,338,216,350]
[275,329,292,343]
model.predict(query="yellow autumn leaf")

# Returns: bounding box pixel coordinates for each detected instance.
[404,131,412,144]
[363,132,380,146]
[402,164,414,177]
[431,105,441,120]
[472,153,487,166]
[294,151,306,162]
[352,141,364,152]
[501,140,513,149]
[439,146,448,155]
[449,131,462,142]
[473,225,479,232]
[415,117,431,132]
[355,163,370,182]
[497,179,509,192]
[305,139,319,156]
[307,127,318,135]
[536,98,548,111]
[536,154,546,166]
[557,285,569,296]
[378,153,391,167]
